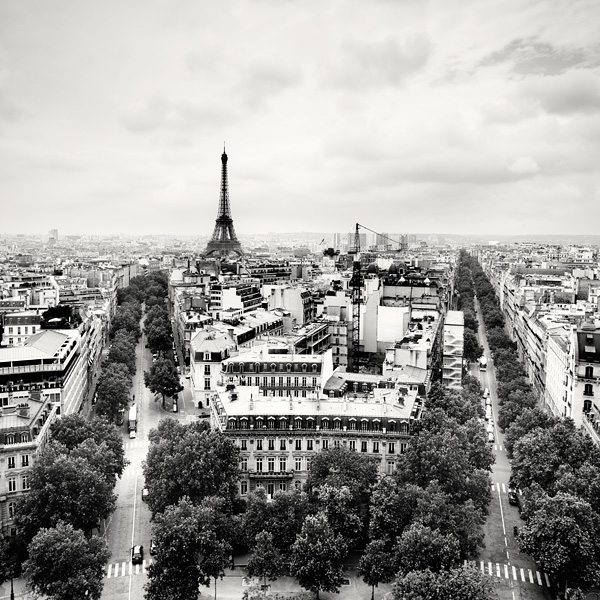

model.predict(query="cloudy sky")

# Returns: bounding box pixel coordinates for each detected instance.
[1,0,599,237]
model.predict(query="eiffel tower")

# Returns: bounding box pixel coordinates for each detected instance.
[204,147,244,258]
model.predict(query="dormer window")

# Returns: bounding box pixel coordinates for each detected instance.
[204,352,210,361]
[312,364,318,373]
[286,363,292,372]
[302,364,308,372]
[270,363,277,373]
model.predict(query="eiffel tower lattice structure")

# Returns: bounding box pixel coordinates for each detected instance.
[204,147,244,258]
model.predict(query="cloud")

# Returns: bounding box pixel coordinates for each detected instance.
[481,37,600,76]
[119,96,231,134]
[235,62,301,108]
[327,34,432,90]
[508,156,540,175]
[521,69,600,114]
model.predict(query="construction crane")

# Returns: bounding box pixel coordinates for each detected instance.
[349,223,363,373]
[348,223,402,372]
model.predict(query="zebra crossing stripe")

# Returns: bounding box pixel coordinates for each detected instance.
[544,573,551,587]
[528,569,534,584]
[536,571,542,586]
[480,561,485,573]
[504,564,509,579]
[512,566,517,581]
[520,568,525,582]
[496,563,501,577]
[106,564,113,578]
[488,562,493,576]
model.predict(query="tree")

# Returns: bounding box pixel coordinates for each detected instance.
[246,531,285,595]
[49,415,127,480]
[15,444,116,543]
[267,489,312,555]
[358,539,396,600]
[240,488,271,548]
[315,485,362,548]
[394,523,460,575]
[0,536,12,586]
[144,356,182,408]
[23,522,109,600]
[369,477,421,545]
[143,420,239,515]
[95,363,132,423]
[518,491,600,592]
[145,497,232,600]
[107,329,137,375]
[290,513,347,600]
[391,565,494,600]
[305,446,379,503]
[504,407,559,457]
[463,329,483,362]
[145,320,173,354]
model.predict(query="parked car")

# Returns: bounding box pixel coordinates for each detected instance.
[129,429,137,439]
[483,388,490,398]
[131,545,144,565]
[487,431,494,443]
[149,539,157,555]
[172,401,178,413]
[142,488,149,501]
[508,490,520,506]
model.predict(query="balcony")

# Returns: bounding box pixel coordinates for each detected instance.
[247,470,294,479]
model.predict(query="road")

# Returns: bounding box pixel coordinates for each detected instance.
[472,298,553,600]
[101,327,194,600]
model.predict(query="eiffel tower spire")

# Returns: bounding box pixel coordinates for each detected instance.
[205,146,243,258]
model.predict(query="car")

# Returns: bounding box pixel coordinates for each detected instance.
[483,388,490,398]
[131,545,144,565]
[508,491,520,506]
[176,366,181,374]
[172,401,178,413]
[487,431,494,443]
[129,429,137,439]
[142,488,149,501]
[149,539,157,555]
[185,373,190,379]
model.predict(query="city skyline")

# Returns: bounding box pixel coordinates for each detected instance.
[1,0,599,236]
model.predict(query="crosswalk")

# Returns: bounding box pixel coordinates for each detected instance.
[494,443,503,451]
[124,440,148,450]
[491,482,519,494]
[465,560,550,587]
[106,559,152,578]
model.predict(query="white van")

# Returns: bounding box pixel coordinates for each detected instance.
[483,388,490,398]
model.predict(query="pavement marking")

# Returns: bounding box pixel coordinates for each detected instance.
[512,566,517,581]
[488,561,493,576]
[480,560,485,573]
[528,569,534,584]
[536,571,542,586]
[520,568,525,582]
[468,561,547,586]
[504,564,509,579]
[544,573,551,587]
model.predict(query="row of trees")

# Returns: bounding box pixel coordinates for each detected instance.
[143,375,496,599]
[457,252,538,433]
[459,252,600,596]
[2,274,171,600]
[2,415,128,599]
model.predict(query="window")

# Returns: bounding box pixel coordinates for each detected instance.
[388,422,397,432]
[7,457,15,469]
[17,327,21,334]
[5,435,14,445]
[241,481,248,495]
[361,441,368,453]
[7,327,12,334]
[294,377,299,387]
[349,420,357,431]
[584,383,594,396]
[279,458,287,471]
[268,439,275,451]
[334,440,340,448]
[295,440,302,451]
[373,441,379,453]
[270,377,276,387]
[20,433,28,443]
[204,378,211,391]
[301,390,307,398]
[349,440,356,451]
[267,418,275,430]
[280,439,286,450]
[312,377,317,387]
[307,440,313,451]
[8,478,17,492]
[361,421,368,431]
[256,458,263,472]
[204,364,211,375]
[204,352,210,361]
[322,439,329,450]
[295,457,302,471]
[263,377,268,387]
[333,419,341,430]
[286,377,291,387]
[271,363,277,372]
[388,442,395,454]
[279,482,287,491]
[372,421,380,432]
[24,326,28,334]
[306,458,311,471]
[256,440,263,451]
[321,419,329,430]
[387,461,395,475]
[400,443,407,454]
[586,366,594,378]
[301,377,307,387]
[8,502,15,519]
[241,458,248,471]
[21,455,29,467]
[268,457,275,471]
